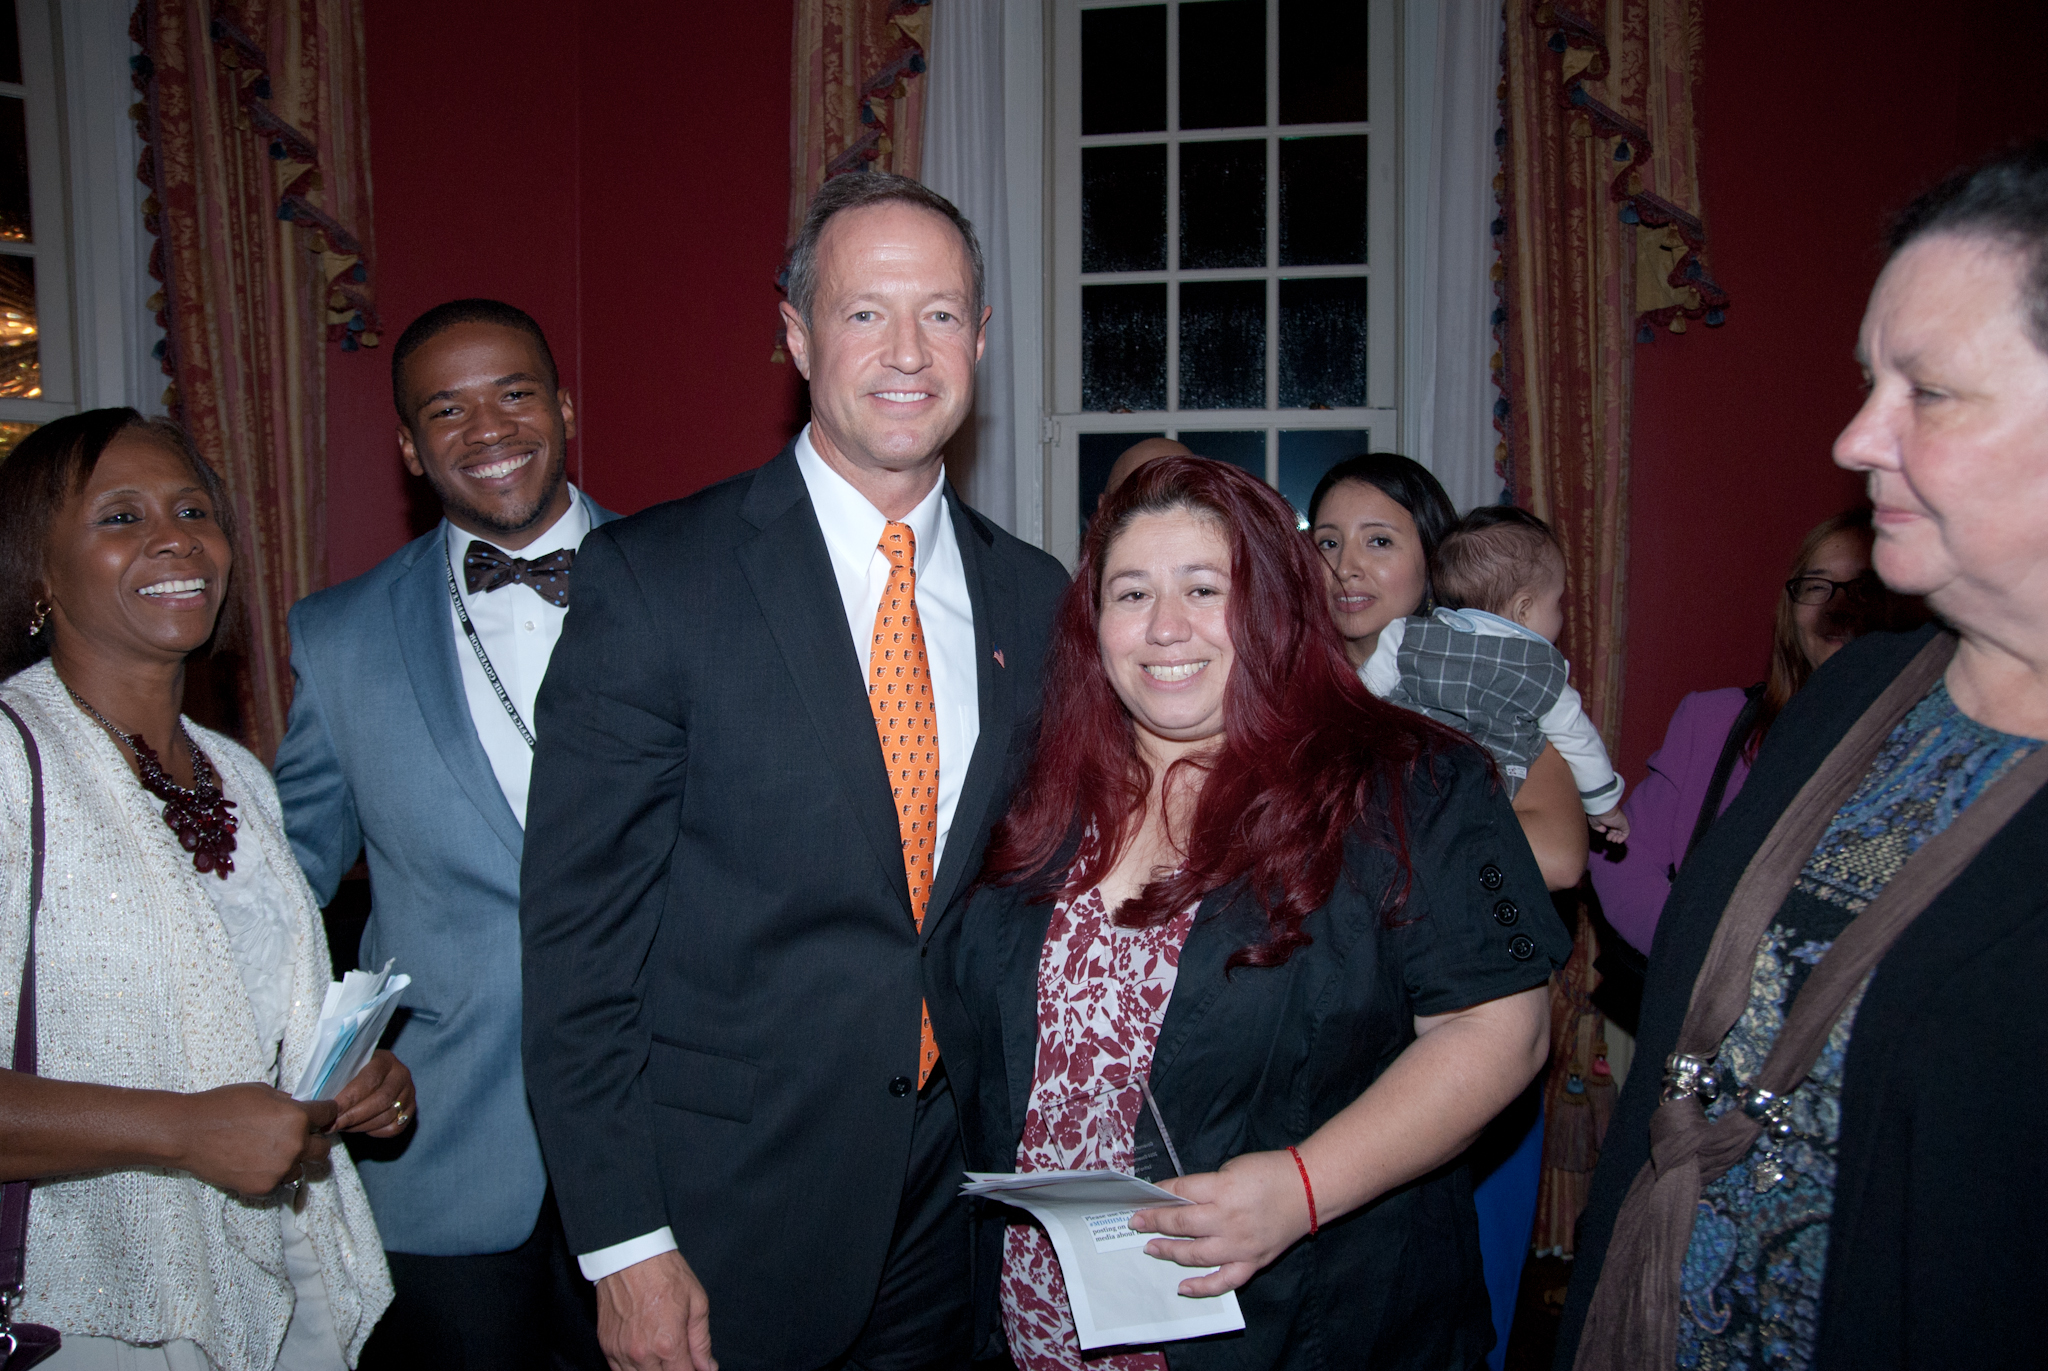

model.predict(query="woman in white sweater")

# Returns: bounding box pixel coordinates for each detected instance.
[0,410,407,1369]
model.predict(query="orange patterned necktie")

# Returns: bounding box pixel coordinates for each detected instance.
[869,522,941,1088]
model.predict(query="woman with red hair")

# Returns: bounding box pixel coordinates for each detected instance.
[927,458,1572,1370]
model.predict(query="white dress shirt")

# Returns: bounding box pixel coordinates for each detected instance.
[576,429,983,1283]
[444,489,592,827]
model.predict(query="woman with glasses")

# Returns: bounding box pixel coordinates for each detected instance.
[1589,510,1903,955]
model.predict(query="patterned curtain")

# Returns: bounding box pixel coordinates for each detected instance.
[1500,0,1724,1260]
[787,0,933,249]
[133,0,380,762]
[1497,0,1723,748]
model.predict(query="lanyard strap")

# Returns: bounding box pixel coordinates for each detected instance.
[444,539,537,751]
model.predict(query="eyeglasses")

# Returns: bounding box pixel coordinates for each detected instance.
[1785,574,1876,607]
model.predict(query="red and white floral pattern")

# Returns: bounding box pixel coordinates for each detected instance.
[1000,886,1198,1371]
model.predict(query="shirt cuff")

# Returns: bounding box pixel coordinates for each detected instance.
[578,1227,679,1282]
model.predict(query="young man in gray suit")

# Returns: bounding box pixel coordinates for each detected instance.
[274,300,612,1370]
[520,175,1070,1371]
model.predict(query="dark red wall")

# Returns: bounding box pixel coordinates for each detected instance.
[326,0,804,585]
[1614,0,2048,782]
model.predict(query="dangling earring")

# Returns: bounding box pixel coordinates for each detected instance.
[26,601,50,637]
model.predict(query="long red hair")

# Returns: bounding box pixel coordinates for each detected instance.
[981,457,1463,966]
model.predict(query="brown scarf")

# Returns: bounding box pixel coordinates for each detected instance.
[1575,632,2048,1369]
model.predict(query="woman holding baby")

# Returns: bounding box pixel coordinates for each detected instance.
[930,457,1571,1369]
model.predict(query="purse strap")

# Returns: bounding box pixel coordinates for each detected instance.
[0,699,45,1306]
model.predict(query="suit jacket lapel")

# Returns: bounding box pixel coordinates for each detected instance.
[736,448,914,916]
[926,489,1016,928]
[390,527,526,860]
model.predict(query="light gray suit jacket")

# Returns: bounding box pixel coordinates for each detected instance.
[274,491,617,1255]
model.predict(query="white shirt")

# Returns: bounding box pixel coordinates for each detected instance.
[577,430,983,1282]
[444,489,592,826]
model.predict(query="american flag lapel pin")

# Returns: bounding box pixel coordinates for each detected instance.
[993,648,1006,669]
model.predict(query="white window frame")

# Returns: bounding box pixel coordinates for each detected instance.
[0,0,162,427]
[1040,0,1399,564]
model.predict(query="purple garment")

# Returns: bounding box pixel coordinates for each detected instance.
[1589,687,1752,954]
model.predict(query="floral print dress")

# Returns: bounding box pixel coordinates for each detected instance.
[1000,886,1199,1371]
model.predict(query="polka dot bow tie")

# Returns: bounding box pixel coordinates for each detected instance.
[463,541,576,608]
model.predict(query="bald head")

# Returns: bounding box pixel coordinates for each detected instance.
[1101,437,1194,509]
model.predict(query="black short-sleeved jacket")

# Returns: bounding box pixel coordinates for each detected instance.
[925,743,1572,1371]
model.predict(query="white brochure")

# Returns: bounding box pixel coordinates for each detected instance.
[961,1169,1245,1350]
[291,960,411,1102]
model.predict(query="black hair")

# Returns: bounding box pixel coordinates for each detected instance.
[1888,140,2048,352]
[1306,452,1460,593]
[0,408,244,679]
[783,171,985,327]
[391,298,560,419]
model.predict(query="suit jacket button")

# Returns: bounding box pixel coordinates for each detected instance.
[889,1076,913,1097]
[1493,899,1520,926]
[1509,934,1537,961]
[1480,864,1505,891]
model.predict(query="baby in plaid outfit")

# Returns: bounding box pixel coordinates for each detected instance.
[1362,506,1629,841]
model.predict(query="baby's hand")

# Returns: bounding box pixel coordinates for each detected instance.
[1589,806,1630,844]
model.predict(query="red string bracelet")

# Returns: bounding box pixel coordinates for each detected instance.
[1287,1145,1318,1236]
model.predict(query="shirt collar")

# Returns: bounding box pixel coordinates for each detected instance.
[444,484,592,563]
[1442,604,1552,645]
[793,425,947,572]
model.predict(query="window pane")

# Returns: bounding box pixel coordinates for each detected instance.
[1083,6,1166,135]
[1179,0,1265,130]
[1078,430,1165,532]
[1180,139,1264,270]
[1082,144,1166,273]
[0,420,33,461]
[1278,276,1367,408]
[0,96,27,245]
[1178,429,1265,479]
[1178,279,1265,410]
[0,0,19,87]
[0,252,37,398]
[1279,0,1368,124]
[1279,135,1367,265]
[1279,428,1375,522]
[1083,283,1167,413]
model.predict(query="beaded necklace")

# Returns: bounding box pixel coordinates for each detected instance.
[65,684,238,878]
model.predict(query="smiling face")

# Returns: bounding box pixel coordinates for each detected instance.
[1834,234,2048,633]
[397,320,575,549]
[1311,479,1431,665]
[780,202,988,490]
[1098,507,1236,764]
[40,433,233,671]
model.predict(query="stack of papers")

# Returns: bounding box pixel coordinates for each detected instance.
[963,1169,1245,1349]
[291,961,411,1102]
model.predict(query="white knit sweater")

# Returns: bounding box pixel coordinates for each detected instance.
[0,660,393,1369]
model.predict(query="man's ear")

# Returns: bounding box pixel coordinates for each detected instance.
[398,423,424,477]
[556,390,577,440]
[779,301,813,380]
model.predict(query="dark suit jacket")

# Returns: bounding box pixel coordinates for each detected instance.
[929,747,1573,1371]
[519,444,1069,1370]
[1556,624,2048,1370]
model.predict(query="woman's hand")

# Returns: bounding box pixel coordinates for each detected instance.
[331,1050,416,1136]
[1127,1151,1314,1297]
[166,1084,336,1196]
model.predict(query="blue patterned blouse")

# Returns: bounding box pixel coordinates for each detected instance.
[1674,680,2040,1371]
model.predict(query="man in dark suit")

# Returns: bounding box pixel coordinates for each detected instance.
[275,300,613,1370]
[520,173,1069,1371]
